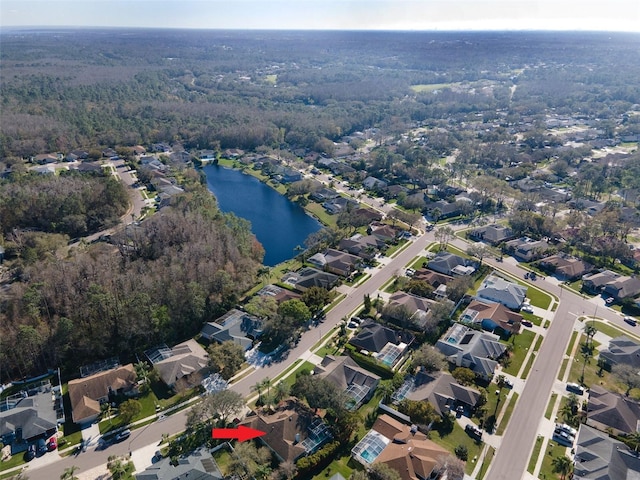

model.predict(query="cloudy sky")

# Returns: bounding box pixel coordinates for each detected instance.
[1,0,639,32]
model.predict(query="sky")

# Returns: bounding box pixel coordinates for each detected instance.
[1,0,639,32]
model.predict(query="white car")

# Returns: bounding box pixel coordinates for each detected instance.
[521,305,534,314]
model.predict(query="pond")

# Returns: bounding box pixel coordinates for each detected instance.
[203,164,322,266]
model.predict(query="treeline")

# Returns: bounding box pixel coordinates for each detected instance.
[0,171,129,239]
[0,187,263,381]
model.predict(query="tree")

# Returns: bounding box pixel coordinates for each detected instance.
[551,455,573,480]
[208,340,246,380]
[227,441,272,480]
[301,286,331,314]
[446,275,473,303]
[612,363,640,396]
[244,295,278,321]
[118,399,142,424]
[435,454,465,480]
[203,389,244,425]
[368,463,402,480]
[452,367,476,386]
[397,399,440,426]
[272,460,297,480]
[466,243,492,266]
[60,466,79,480]
[584,323,597,349]
[278,299,311,326]
[454,444,468,461]
[412,344,447,373]
[560,393,580,426]
[291,375,345,412]
[434,225,454,250]
[626,430,640,452]
[107,455,134,480]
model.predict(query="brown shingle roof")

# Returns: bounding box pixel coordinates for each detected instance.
[68,364,137,423]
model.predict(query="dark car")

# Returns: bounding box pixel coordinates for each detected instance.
[36,438,47,455]
[521,320,533,328]
[24,444,36,461]
[624,316,637,326]
[465,423,483,440]
[566,382,585,395]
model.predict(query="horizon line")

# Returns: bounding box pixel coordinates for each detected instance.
[2,25,640,34]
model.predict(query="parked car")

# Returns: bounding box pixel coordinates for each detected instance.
[624,316,637,326]
[47,436,58,451]
[521,320,533,328]
[114,429,131,442]
[24,444,36,461]
[606,297,615,305]
[465,423,483,440]
[566,382,585,395]
[36,438,47,455]
[552,429,575,447]
[555,423,578,437]
[521,305,534,314]
[504,378,514,389]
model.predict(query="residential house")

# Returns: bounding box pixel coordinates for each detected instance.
[412,269,453,290]
[314,355,380,409]
[385,291,437,330]
[477,274,527,310]
[307,248,361,277]
[200,308,263,351]
[469,224,514,246]
[582,270,621,294]
[131,145,146,156]
[427,251,476,277]
[424,199,461,220]
[351,414,449,480]
[322,196,358,215]
[349,320,415,366]
[362,176,388,191]
[282,267,340,292]
[369,223,399,243]
[0,386,61,450]
[569,198,606,216]
[135,448,223,480]
[338,234,386,260]
[239,400,333,462]
[603,276,640,301]
[504,237,550,262]
[256,284,302,304]
[386,184,409,199]
[352,207,383,223]
[537,254,593,281]
[68,364,138,425]
[309,187,339,203]
[586,385,640,435]
[32,153,59,164]
[573,424,640,479]
[461,299,522,335]
[599,336,640,370]
[399,370,481,417]
[436,323,506,380]
[147,339,209,390]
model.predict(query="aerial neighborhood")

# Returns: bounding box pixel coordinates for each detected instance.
[1,29,640,480]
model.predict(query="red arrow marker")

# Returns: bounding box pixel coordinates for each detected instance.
[212,426,266,442]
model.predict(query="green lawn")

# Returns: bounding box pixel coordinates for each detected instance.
[545,393,558,420]
[305,202,337,228]
[539,441,571,480]
[476,446,495,480]
[527,435,544,474]
[521,312,543,326]
[565,331,579,356]
[501,329,536,377]
[557,359,569,381]
[429,422,483,474]
[524,283,553,309]
[520,350,537,380]
[496,392,518,435]
[591,320,640,342]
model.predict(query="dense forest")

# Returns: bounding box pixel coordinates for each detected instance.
[1,183,263,381]
[1,30,639,160]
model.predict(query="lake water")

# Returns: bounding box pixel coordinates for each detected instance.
[203,164,321,266]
